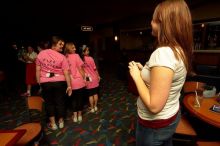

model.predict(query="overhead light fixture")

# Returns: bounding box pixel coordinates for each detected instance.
[114,35,118,41]
[201,23,205,28]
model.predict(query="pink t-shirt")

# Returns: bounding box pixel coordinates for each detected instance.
[66,54,85,90]
[83,56,99,89]
[36,49,69,83]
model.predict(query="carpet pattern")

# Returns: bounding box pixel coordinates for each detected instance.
[0,98,30,129]
[0,69,138,146]
[44,75,137,146]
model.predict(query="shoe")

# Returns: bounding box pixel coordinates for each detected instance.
[47,123,58,130]
[90,108,95,113]
[58,121,64,129]
[94,106,98,111]
[72,116,78,123]
[78,116,82,122]
[21,92,31,97]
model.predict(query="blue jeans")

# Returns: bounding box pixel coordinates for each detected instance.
[136,111,181,146]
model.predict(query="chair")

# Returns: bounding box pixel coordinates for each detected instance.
[175,115,197,136]
[174,115,197,145]
[14,96,44,146]
[128,74,139,96]
[197,141,220,146]
[174,81,204,145]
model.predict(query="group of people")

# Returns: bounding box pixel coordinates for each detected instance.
[20,36,100,130]
[3,0,194,145]
[7,42,50,97]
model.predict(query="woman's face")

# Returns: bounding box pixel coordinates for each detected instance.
[69,44,76,53]
[56,40,65,52]
[27,46,33,53]
[151,20,159,37]
[83,47,89,56]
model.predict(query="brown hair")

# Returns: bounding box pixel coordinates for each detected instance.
[152,0,193,72]
[64,42,75,55]
[51,36,64,47]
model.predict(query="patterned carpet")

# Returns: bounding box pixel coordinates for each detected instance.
[0,97,30,129]
[43,70,137,146]
[0,65,138,146]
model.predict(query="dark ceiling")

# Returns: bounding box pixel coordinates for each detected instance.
[1,0,158,30]
[0,0,211,40]
[1,0,209,31]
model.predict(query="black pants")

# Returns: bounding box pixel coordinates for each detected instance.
[71,87,85,112]
[41,81,67,119]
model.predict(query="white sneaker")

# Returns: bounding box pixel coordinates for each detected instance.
[94,106,98,111]
[21,92,31,97]
[59,121,64,129]
[90,108,95,113]
[72,116,78,123]
[78,116,82,122]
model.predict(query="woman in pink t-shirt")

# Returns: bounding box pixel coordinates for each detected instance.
[79,45,100,113]
[64,42,86,123]
[36,36,72,130]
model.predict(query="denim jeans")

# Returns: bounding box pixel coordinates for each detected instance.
[136,111,181,146]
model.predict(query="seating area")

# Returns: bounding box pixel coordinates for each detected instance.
[128,76,220,146]
[174,80,220,146]
[14,96,44,146]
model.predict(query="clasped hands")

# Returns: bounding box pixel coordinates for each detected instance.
[128,61,143,81]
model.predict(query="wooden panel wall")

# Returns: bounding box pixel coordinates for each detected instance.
[193,52,220,66]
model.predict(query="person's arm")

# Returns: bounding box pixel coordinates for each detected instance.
[91,57,101,81]
[63,69,72,96]
[36,65,41,84]
[25,53,37,62]
[78,67,85,79]
[95,69,101,81]
[27,56,36,62]
[77,54,85,79]
[129,61,173,114]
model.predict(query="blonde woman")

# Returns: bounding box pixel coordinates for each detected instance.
[64,42,86,123]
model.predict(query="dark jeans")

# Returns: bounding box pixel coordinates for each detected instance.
[136,111,181,146]
[71,87,85,112]
[41,81,67,119]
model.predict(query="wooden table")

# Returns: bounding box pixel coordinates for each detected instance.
[0,129,26,146]
[183,94,220,128]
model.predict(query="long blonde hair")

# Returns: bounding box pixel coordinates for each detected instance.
[153,0,193,72]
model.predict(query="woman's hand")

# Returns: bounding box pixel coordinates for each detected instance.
[66,86,72,96]
[98,76,101,82]
[136,62,143,70]
[128,61,142,82]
